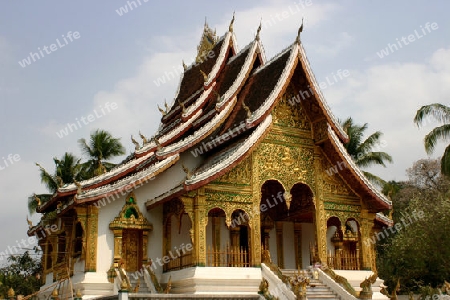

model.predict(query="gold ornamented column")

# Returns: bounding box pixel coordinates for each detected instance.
[112,230,123,267]
[275,222,284,268]
[360,209,375,270]
[194,188,207,266]
[313,148,327,264]
[294,223,302,268]
[85,205,98,271]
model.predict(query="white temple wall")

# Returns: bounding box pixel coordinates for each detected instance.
[146,205,163,277]
[96,193,126,274]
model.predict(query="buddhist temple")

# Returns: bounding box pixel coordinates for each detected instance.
[27,16,392,300]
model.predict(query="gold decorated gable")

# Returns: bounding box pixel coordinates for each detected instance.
[255,143,315,190]
[212,156,252,186]
[320,155,357,198]
[109,193,153,231]
[272,84,311,131]
[196,23,217,63]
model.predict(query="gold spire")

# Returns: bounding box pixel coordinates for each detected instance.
[296,17,304,43]
[256,21,262,41]
[196,19,217,63]
[182,60,187,71]
[229,12,235,32]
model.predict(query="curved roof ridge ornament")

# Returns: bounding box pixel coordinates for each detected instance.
[242,100,252,119]
[296,17,304,44]
[200,69,208,82]
[229,11,235,32]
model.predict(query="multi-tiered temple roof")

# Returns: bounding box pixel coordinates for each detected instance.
[31,18,391,234]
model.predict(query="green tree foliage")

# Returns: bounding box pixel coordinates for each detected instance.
[377,159,450,293]
[78,129,126,177]
[28,153,85,214]
[341,117,393,187]
[0,252,42,298]
[414,103,450,176]
[28,129,125,214]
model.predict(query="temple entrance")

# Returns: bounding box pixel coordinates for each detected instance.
[109,193,153,272]
[122,229,143,272]
[260,180,316,269]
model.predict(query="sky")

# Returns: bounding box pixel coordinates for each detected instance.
[0,0,449,262]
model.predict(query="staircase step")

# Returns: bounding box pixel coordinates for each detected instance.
[280,268,341,300]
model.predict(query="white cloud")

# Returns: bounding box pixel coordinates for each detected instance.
[325,47,450,180]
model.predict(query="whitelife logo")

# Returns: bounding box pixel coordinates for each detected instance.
[18,31,81,68]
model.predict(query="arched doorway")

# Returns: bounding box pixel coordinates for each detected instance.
[325,217,361,270]
[260,180,316,269]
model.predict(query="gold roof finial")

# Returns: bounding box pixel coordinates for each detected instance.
[34,193,41,206]
[139,131,148,145]
[27,216,33,229]
[296,17,304,43]
[256,20,262,41]
[213,90,222,103]
[158,104,167,116]
[52,289,59,298]
[73,178,82,195]
[200,69,208,82]
[131,135,140,150]
[229,12,235,32]
[178,99,186,114]
[242,101,252,119]
[164,99,170,111]
[182,163,192,180]
[182,60,187,71]
[153,136,162,150]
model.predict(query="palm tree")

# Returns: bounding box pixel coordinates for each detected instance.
[341,117,393,187]
[28,152,85,214]
[413,103,450,176]
[78,129,126,177]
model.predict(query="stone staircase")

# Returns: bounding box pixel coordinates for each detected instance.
[282,269,341,300]
[128,275,151,294]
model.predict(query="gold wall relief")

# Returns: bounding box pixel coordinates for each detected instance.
[212,156,252,186]
[255,143,315,190]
